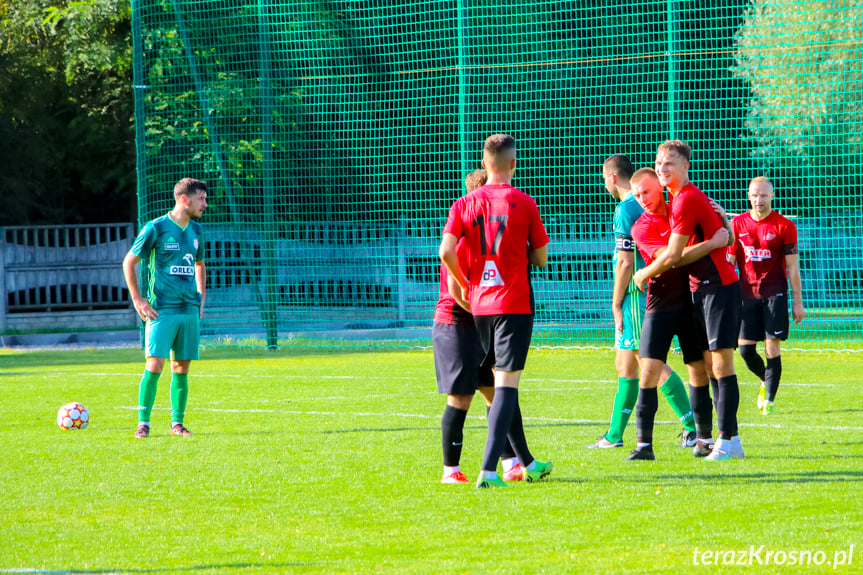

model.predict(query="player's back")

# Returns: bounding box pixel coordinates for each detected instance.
[444,183,548,316]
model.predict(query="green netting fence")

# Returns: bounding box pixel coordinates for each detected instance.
[131,0,863,349]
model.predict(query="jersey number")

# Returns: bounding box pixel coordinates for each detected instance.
[473,215,508,256]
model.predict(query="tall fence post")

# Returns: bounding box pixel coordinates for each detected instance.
[0,228,7,335]
[456,0,469,178]
[666,0,680,139]
[258,0,278,349]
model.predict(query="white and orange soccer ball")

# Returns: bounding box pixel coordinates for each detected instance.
[57,402,89,430]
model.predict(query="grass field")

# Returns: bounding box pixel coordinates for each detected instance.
[1,346,861,574]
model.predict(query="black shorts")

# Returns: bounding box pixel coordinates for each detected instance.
[432,322,494,395]
[740,295,790,341]
[474,314,534,372]
[639,303,707,365]
[692,281,742,351]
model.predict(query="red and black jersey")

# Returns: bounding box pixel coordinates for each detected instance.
[443,184,549,316]
[433,239,473,325]
[670,182,738,291]
[631,207,689,312]
[731,210,798,299]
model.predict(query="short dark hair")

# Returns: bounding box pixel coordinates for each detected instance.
[464,169,488,193]
[483,134,516,163]
[174,178,208,201]
[603,154,634,180]
[657,140,692,163]
[630,167,660,187]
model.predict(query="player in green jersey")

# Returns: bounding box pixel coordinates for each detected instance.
[123,178,208,438]
[587,155,696,449]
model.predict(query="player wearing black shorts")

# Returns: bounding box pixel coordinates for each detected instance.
[441,134,552,488]
[635,141,743,461]
[730,177,805,415]
[625,168,728,461]
[435,169,527,485]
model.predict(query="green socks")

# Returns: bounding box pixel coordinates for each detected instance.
[660,371,695,431]
[137,370,190,426]
[170,372,189,425]
[138,370,161,424]
[606,377,639,443]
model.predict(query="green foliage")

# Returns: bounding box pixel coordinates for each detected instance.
[733,0,863,201]
[1,347,861,573]
[0,0,134,224]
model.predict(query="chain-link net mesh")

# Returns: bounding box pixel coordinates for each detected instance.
[131,0,863,349]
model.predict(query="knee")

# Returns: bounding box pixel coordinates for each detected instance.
[739,343,760,363]
[447,394,473,410]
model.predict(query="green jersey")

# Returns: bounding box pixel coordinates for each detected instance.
[131,213,205,311]
[613,193,646,270]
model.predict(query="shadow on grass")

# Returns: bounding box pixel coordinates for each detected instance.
[551,470,863,484]
[0,563,312,574]
[0,345,419,369]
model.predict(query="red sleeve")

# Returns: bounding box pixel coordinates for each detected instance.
[731,215,744,261]
[670,193,698,236]
[528,198,549,249]
[443,198,465,238]
[782,218,799,255]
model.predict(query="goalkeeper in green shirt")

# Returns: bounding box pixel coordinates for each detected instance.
[123,178,208,439]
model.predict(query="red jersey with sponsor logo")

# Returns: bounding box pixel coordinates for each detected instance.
[434,239,473,325]
[669,182,738,291]
[443,184,549,316]
[631,206,689,312]
[730,210,798,299]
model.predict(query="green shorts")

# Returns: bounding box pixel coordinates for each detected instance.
[145,309,200,361]
[615,287,646,351]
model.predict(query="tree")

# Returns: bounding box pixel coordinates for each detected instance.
[0,0,134,225]
[733,0,863,206]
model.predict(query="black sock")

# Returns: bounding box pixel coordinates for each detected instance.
[635,387,658,445]
[689,383,714,440]
[717,375,740,440]
[481,387,517,472]
[739,344,766,381]
[505,400,534,467]
[441,405,468,467]
[490,404,519,461]
[765,355,782,401]
[709,377,719,411]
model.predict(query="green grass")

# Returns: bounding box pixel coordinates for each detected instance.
[1,347,861,574]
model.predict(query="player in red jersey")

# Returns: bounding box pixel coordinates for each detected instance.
[634,140,744,461]
[440,134,552,488]
[434,169,530,484]
[624,168,728,461]
[730,177,805,415]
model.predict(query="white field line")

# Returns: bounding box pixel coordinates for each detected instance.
[114,406,863,431]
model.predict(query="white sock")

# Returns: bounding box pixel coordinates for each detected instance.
[481,470,498,480]
[443,466,460,476]
[138,422,150,427]
[637,442,651,448]
[502,457,519,472]
[525,460,537,471]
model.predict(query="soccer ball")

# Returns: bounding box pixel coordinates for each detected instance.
[57,402,89,430]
